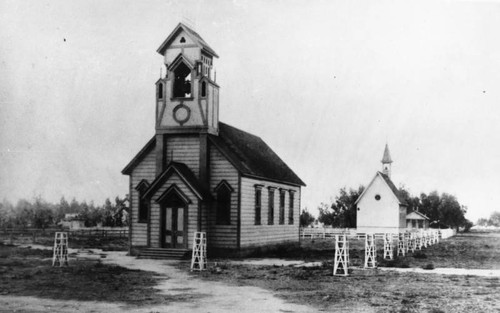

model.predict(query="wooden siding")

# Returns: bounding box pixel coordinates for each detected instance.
[207,145,239,248]
[165,136,200,176]
[149,172,198,248]
[239,177,301,248]
[130,148,156,246]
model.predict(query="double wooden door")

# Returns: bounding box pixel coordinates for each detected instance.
[161,205,185,248]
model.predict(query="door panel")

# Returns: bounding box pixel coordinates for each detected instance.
[176,208,184,245]
[162,206,185,248]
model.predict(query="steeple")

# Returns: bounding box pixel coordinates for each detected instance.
[154,22,220,135]
[381,144,393,177]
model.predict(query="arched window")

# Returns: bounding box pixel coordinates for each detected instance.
[173,62,192,98]
[158,83,164,99]
[135,180,150,223]
[201,81,206,97]
[215,181,233,225]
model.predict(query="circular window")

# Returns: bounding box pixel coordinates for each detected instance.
[375,194,381,201]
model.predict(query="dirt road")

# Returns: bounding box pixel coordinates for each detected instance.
[0,249,321,313]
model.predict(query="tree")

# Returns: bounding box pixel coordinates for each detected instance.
[438,193,466,231]
[300,209,315,227]
[318,186,364,228]
[489,211,500,227]
[32,197,54,229]
[419,191,441,223]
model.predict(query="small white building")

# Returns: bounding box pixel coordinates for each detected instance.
[355,145,408,233]
[406,211,430,229]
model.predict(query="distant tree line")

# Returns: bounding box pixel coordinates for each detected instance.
[476,211,500,227]
[0,196,129,229]
[302,186,472,231]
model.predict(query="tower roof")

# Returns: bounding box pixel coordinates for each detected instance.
[156,22,219,58]
[381,144,393,164]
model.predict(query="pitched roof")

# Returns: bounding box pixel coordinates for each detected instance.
[121,123,305,187]
[381,144,393,164]
[157,22,219,58]
[209,122,306,186]
[355,171,407,206]
[143,161,210,200]
[121,136,156,175]
[379,172,407,205]
[406,210,429,220]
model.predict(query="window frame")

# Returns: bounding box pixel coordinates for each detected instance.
[288,190,295,225]
[268,187,276,225]
[215,181,233,225]
[254,185,263,225]
[279,189,285,225]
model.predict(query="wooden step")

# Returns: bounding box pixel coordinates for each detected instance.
[137,248,190,260]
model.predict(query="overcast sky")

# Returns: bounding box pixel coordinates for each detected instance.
[1,0,499,222]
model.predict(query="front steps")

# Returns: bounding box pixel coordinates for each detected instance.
[137,248,190,260]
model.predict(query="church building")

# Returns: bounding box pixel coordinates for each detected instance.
[122,23,305,256]
[355,145,408,233]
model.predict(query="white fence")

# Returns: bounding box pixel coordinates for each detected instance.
[300,227,357,239]
[439,228,456,239]
[300,227,456,240]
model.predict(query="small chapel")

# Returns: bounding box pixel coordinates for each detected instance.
[355,145,429,233]
[122,23,305,256]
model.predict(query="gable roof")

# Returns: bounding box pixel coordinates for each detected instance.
[143,161,210,200]
[379,172,407,205]
[355,171,407,206]
[406,210,429,220]
[157,22,219,58]
[121,136,156,175]
[209,122,306,187]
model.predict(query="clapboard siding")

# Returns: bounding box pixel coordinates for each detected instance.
[207,145,239,248]
[130,148,156,246]
[240,177,301,247]
[166,136,200,176]
[149,172,198,248]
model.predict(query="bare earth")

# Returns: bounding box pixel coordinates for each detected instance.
[1,231,500,312]
[0,248,318,313]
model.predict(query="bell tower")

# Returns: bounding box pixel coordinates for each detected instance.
[155,23,220,135]
[381,144,393,178]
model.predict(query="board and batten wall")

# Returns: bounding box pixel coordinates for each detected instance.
[130,148,156,247]
[207,145,239,249]
[240,177,301,248]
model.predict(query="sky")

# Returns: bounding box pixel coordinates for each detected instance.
[1,0,500,222]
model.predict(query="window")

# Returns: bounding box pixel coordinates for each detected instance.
[216,182,232,225]
[138,194,149,222]
[288,190,295,225]
[254,185,263,225]
[268,187,276,225]
[279,189,285,225]
[158,83,164,99]
[173,62,192,98]
[201,81,206,97]
[135,180,150,223]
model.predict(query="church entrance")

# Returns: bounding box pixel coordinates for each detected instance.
[160,193,187,249]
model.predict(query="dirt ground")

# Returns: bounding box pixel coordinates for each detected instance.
[0,230,499,312]
[190,231,500,313]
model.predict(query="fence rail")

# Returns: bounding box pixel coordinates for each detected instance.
[0,227,129,239]
[300,227,456,240]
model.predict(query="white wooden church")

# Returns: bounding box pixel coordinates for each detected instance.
[356,145,429,233]
[122,23,305,257]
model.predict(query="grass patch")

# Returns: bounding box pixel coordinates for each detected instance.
[0,245,170,306]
